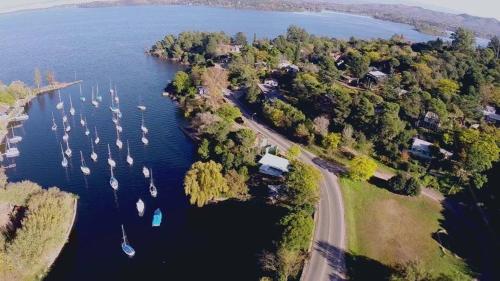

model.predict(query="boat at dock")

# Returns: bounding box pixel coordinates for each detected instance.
[110,168,118,190]
[136,199,144,216]
[149,169,157,198]
[8,128,22,144]
[142,166,150,178]
[107,144,116,168]
[5,141,20,158]
[121,225,135,258]
[80,151,91,175]
[152,208,162,227]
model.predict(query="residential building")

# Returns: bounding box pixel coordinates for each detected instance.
[258,153,290,177]
[419,111,441,130]
[482,105,500,125]
[409,138,453,159]
[366,69,388,83]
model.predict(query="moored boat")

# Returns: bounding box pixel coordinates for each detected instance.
[149,169,157,198]
[152,208,162,227]
[121,225,135,258]
[142,166,150,178]
[136,199,144,216]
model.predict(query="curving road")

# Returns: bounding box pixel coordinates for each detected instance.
[227,94,347,281]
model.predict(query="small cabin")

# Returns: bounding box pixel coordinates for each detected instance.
[258,153,290,177]
[409,138,453,160]
[366,69,388,83]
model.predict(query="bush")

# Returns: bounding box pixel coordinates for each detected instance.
[349,155,377,181]
[388,173,422,196]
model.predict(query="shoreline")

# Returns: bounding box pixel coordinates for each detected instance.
[0,80,82,152]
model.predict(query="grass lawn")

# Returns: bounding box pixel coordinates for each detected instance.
[340,178,471,280]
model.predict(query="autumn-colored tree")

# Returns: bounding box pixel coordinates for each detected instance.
[46,70,55,85]
[322,132,341,153]
[286,145,301,161]
[313,115,329,136]
[34,68,42,89]
[202,67,228,109]
[184,160,229,207]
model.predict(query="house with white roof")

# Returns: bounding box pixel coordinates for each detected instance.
[258,153,290,177]
[409,138,453,160]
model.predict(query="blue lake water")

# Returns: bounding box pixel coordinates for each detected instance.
[0,5,438,280]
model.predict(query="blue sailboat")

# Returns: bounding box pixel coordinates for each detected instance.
[152,208,162,227]
[121,224,135,258]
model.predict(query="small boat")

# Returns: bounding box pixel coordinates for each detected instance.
[69,95,76,116]
[79,84,86,102]
[126,141,133,166]
[110,105,120,113]
[116,124,123,133]
[136,199,144,216]
[84,122,90,136]
[60,143,68,167]
[63,132,69,142]
[62,114,68,123]
[117,111,122,118]
[142,166,150,178]
[8,128,22,144]
[80,151,91,175]
[141,132,148,145]
[56,90,64,110]
[137,105,146,111]
[141,115,148,134]
[112,116,118,124]
[110,168,118,190]
[80,114,85,127]
[90,139,97,161]
[149,169,157,198]
[107,144,116,168]
[91,87,99,107]
[5,141,20,158]
[121,225,135,257]
[114,87,120,104]
[51,112,58,131]
[94,127,100,144]
[152,208,162,227]
[96,84,103,102]
[116,128,123,149]
[65,125,71,132]
[65,140,72,157]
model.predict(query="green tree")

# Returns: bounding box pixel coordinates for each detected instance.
[487,35,500,59]
[349,155,377,181]
[286,145,301,161]
[322,132,341,153]
[436,79,459,100]
[451,28,475,52]
[233,32,248,46]
[197,138,210,160]
[388,173,421,196]
[184,161,229,207]
[285,161,321,211]
[215,104,241,123]
[172,71,191,94]
[279,210,314,251]
[224,169,249,200]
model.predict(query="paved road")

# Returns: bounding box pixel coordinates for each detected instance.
[227,95,346,280]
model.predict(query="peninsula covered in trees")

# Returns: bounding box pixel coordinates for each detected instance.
[151,26,499,279]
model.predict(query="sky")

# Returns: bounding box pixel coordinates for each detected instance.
[0,0,499,20]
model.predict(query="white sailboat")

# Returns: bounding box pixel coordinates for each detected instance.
[96,83,103,102]
[80,151,91,175]
[63,132,69,142]
[80,114,85,127]
[114,86,120,104]
[65,140,72,157]
[107,144,116,168]
[51,112,58,131]
[84,119,90,136]
[116,128,123,149]
[126,140,133,166]
[121,225,135,257]
[136,199,145,216]
[5,141,20,158]
[149,169,157,198]
[109,91,120,113]
[69,95,76,116]
[91,87,99,107]
[79,83,86,102]
[112,115,118,124]
[142,166,150,178]
[116,123,123,133]
[90,138,98,162]
[62,114,68,123]
[9,128,22,144]
[60,143,68,167]
[141,114,148,134]
[65,124,71,132]
[94,127,100,144]
[141,132,149,145]
[56,90,64,110]
[117,110,122,119]
[110,168,118,190]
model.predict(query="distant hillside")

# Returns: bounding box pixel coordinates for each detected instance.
[78,0,500,38]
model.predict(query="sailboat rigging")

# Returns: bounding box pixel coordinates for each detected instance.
[126,140,133,166]
[107,144,116,168]
[90,138,97,161]
[80,151,91,175]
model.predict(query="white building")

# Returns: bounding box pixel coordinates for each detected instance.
[410,138,453,159]
[258,153,290,177]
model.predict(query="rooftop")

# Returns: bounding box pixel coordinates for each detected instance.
[259,153,290,173]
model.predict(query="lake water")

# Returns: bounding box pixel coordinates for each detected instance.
[0,5,437,280]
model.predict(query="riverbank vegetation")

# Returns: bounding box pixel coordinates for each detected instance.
[0,171,77,281]
[151,26,499,279]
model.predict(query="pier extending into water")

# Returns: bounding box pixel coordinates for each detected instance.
[33,80,83,95]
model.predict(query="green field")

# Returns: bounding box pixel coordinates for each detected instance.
[340,178,471,280]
